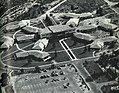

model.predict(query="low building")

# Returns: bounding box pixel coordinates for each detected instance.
[53,12,93,19]
[75,25,97,33]
[73,32,96,41]
[79,17,101,26]
[38,27,52,38]
[90,40,104,49]
[100,36,117,43]
[0,36,14,49]
[48,24,75,34]
[32,38,49,51]
[98,22,118,31]
[16,34,35,42]
[6,24,19,31]
[15,51,28,58]
[90,36,117,49]
[5,21,20,31]
[22,26,41,34]
[18,20,30,28]
[79,12,93,19]
[66,18,80,27]
[79,17,118,31]
[15,50,51,61]
[38,25,75,38]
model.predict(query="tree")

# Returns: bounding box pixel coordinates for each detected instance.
[1,73,8,79]
[0,86,2,93]
[20,69,24,74]
[96,6,103,16]
[34,66,41,73]
[50,64,56,70]
[85,76,93,82]
[96,53,109,69]
[1,73,9,87]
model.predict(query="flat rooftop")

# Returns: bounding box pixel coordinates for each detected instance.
[49,25,75,33]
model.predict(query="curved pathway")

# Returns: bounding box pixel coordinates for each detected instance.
[0,0,69,70]
[1,0,100,70]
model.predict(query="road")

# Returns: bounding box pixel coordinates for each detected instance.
[13,0,67,55]
[46,0,67,14]
[103,0,118,6]
[0,0,100,73]
[1,33,94,69]
[0,46,99,70]
[30,0,67,23]
[1,0,67,57]
[103,0,119,14]
[73,63,101,93]
[1,42,92,61]
[0,0,68,70]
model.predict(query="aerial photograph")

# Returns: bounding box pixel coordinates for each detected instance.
[0,0,119,93]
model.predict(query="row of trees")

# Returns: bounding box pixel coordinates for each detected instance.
[97,52,119,69]
[0,73,9,87]
[96,52,119,80]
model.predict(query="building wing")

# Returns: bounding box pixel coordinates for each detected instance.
[15,50,50,60]
[0,36,14,49]
[32,38,49,50]
[73,32,96,41]
[16,34,35,42]
[22,26,40,34]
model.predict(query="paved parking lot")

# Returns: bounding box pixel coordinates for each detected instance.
[11,63,90,93]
